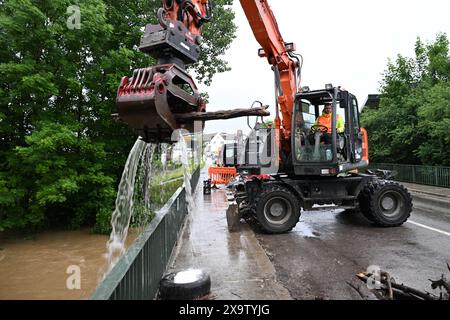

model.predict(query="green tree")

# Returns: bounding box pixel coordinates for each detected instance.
[0,0,236,232]
[416,82,450,165]
[260,120,274,129]
[361,33,450,166]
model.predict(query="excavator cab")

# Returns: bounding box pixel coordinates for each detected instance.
[291,86,369,176]
[233,86,411,235]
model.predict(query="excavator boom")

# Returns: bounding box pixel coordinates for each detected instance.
[240,0,300,139]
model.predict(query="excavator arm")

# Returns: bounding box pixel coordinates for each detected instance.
[240,0,300,142]
[160,0,213,34]
[116,0,212,143]
[116,0,299,150]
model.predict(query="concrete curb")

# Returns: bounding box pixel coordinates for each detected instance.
[406,187,450,200]
[411,191,450,216]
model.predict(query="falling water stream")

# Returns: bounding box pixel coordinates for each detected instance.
[132,142,156,227]
[103,138,151,276]
[102,134,195,279]
[179,132,194,214]
[158,143,169,204]
[161,143,169,174]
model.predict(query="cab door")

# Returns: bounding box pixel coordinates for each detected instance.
[348,95,363,163]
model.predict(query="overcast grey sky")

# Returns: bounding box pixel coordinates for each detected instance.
[199,0,450,135]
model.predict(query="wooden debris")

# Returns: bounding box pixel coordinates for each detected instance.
[356,268,450,300]
[381,271,394,300]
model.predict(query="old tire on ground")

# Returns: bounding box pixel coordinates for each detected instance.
[159,269,211,300]
[255,184,301,234]
[359,180,412,227]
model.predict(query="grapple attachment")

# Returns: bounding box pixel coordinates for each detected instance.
[114,0,215,143]
[116,63,205,143]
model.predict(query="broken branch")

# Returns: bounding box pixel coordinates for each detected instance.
[381,271,394,300]
[429,276,450,294]
[357,273,438,300]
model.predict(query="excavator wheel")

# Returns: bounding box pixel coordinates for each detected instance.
[359,180,413,227]
[254,184,301,234]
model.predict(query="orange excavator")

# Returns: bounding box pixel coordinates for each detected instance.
[116,0,413,233]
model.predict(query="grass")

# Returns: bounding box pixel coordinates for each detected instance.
[131,161,203,229]
[131,167,185,228]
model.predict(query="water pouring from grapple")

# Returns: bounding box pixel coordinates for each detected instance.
[104,138,149,276]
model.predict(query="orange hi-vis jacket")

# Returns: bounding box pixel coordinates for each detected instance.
[316,113,345,133]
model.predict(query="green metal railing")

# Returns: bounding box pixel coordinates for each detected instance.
[91,167,200,300]
[370,163,450,188]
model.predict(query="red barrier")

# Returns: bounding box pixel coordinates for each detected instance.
[208,167,238,185]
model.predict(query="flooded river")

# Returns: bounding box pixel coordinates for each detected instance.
[0,138,191,300]
[0,228,138,300]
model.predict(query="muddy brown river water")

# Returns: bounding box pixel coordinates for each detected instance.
[0,228,138,300]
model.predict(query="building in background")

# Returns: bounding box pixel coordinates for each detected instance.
[363,94,381,110]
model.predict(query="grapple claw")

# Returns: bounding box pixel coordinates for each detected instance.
[116,64,205,143]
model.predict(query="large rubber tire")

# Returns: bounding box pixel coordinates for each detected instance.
[356,190,376,223]
[359,180,413,227]
[254,184,301,234]
[159,269,211,300]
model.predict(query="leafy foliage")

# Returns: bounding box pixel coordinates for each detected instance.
[361,34,450,166]
[0,0,236,232]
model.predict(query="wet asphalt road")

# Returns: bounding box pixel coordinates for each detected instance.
[254,204,450,300]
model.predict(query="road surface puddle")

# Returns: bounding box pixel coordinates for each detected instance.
[293,222,321,238]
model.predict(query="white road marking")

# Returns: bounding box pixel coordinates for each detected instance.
[407,220,450,237]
